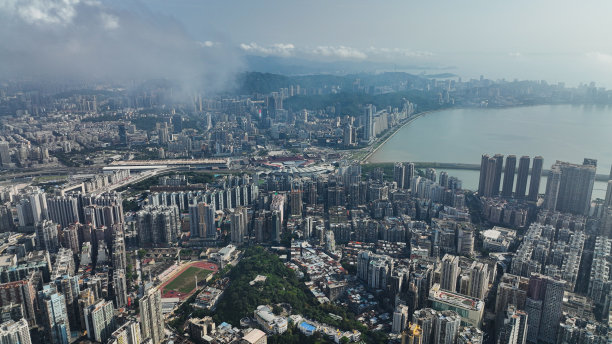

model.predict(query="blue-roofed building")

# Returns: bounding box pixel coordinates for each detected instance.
[298,321,317,336]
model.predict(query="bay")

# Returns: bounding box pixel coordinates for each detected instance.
[369,105,612,199]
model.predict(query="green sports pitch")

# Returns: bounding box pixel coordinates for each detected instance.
[164,267,212,294]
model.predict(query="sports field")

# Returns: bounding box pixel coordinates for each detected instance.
[160,261,218,299]
[164,267,211,293]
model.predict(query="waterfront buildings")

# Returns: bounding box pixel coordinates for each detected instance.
[544,160,596,215]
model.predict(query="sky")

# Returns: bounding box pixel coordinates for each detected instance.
[1,0,612,88]
[143,0,612,86]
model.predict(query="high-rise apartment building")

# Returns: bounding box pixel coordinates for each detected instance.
[47,195,80,228]
[84,300,116,343]
[515,156,530,199]
[527,156,543,201]
[478,154,490,195]
[394,162,406,189]
[289,189,302,217]
[392,304,410,333]
[502,155,517,197]
[0,275,38,327]
[492,154,504,196]
[525,274,565,343]
[497,305,528,344]
[109,320,141,344]
[412,308,437,344]
[543,160,596,215]
[230,207,248,245]
[36,220,59,253]
[467,261,488,300]
[479,155,503,197]
[0,318,31,344]
[363,104,374,142]
[137,205,180,246]
[113,269,128,308]
[189,202,216,239]
[0,142,11,167]
[108,320,141,344]
[433,310,461,344]
[139,287,164,344]
[39,284,71,344]
[440,254,459,292]
[495,273,529,314]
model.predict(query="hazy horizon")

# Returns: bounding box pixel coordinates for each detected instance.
[2,1,612,88]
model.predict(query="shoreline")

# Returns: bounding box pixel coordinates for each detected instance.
[360,102,609,164]
[362,161,611,182]
[361,109,442,163]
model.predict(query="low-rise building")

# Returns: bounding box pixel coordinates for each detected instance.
[254,305,288,335]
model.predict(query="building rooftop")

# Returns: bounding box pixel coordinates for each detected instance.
[429,283,484,311]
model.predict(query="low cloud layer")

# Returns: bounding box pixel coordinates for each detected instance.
[239,41,433,62]
[0,0,243,92]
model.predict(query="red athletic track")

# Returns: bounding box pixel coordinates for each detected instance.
[160,261,218,299]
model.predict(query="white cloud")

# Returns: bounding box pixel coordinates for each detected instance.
[587,51,612,66]
[312,45,367,59]
[0,0,244,92]
[238,42,436,61]
[508,52,522,58]
[1,0,82,25]
[100,12,119,30]
[198,40,217,48]
[240,42,295,57]
[366,47,434,58]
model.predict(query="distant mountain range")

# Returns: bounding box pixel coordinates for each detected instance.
[243,55,457,78]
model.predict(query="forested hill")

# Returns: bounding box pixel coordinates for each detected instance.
[236,71,450,95]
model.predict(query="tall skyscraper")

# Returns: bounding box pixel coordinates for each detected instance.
[404,162,415,190]
[39,284,71,344]
[394,162,406,189]
[433,310,461,344]
[502,155,517,197]
[118,123,127,145]
[0,318,31,344]
[363,104,374,142]
[543,160,596,215]
[527,156,544,201]
[439,171,449,188]
[412,308,437,344]
[139,287,164,344]
[47,195,80,228]
[495,273,529,314]
[36,220,59,253]
[492,154,504,196]
[52,274,80,332]
[0,142,10,167]
[109,320,141,344]
[403,323,422,344]
[467,261,488,300]
[480,156,501,197]
[587,236,611,305]
[289,189,302,217]
[498,305,528,344]
[604,180,612,207]
[392,304,410,333]
[514,156,530,199]
[137,205,180,245]
[84,300,116,343]
[440,254,459,292]
[478,154,490,195]
[230,207,248,245]
[343,124,353,147]
[525,274,565,344]
[113,270,128,308]
[0,276,38,327]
